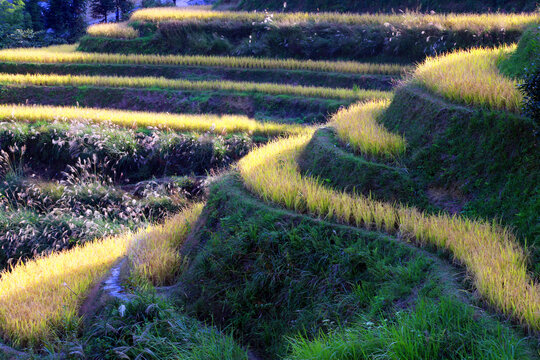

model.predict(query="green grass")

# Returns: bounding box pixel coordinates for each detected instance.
[288,297,534,360]
[77,294,248,359]
[499,25,540,78]
[178,175,537,358]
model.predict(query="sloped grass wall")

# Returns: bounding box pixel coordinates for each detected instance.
[380,85,540,274]
[79,21,524,62]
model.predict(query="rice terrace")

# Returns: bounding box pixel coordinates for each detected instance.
[0,0,538,358]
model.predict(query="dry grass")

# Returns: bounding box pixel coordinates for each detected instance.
[128,203,204,287]
[238,133,540,331]
[0,104,309,137]
[0,233,131,347]
[86,23,139,39]
[330,99,406,159]
[0,72,390,101]
[130,8,538,32]
[413,45,522,112]
[0,46,409,75]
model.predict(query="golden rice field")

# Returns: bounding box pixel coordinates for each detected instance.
[128,203,204,287]
[237,130,540,331]
[0,104,309,137]
[0,233,131,347]
[330,99,406,159]
[414,45,522,112]
[86,22,139,39]
[0,46,410,75]
[130,8,539,32]
[0,72,390,101]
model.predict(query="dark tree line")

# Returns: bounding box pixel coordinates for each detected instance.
[1,0,134,44]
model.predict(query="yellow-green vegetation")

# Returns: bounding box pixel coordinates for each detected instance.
[0,104,309,136]
[0,72,390,101]
[414,45,522,112]
[86,23,139,39]
[130,8,538,31]
[237,133,540,331]
[0,233,131,347]
[330,99,406,159]
[128,203,204,287]
[0,46,409,75]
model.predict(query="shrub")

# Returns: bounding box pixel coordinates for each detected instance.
[519,65,540,122]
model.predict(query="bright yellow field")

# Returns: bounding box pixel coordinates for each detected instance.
[414,45,522,112]
[86,22,139,39]
[331,99,405,159]
[130,8,538,32]
[128,203,204,287]
[238,133,540,331]
[0,72,390,101]
[0,46,409,75]
[0,105,309,137]
[0,234,131,347]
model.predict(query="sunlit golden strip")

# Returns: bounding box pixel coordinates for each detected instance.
[0,234,131,347]
[0,104,310,137]
[0,72,390,101]
[128,203,204,287]
[130,8,538,32]
[414,45,522,112]
[331,99,405,159]
[86,22,139,39]
[0,45,409,75]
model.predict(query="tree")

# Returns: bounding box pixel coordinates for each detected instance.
[114,0,133,22]
[0,0,26,27]
[90,0,114,22]
[45,0,87,39]
[24,0,44,31]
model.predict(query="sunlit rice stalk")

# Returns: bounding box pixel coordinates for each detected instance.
[86,23,139,39]
[238,134,540,331]
[128,203,204,287]
[0,104,309,137]
[0,47,409,75]
[129,8,538,32]
[0,233,131,347]
[0,72,390,101]
[414,45,522,112]
[331,99,405,159]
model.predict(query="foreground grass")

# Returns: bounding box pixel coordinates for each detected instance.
[0,104,308,137]
[0,72,389,101]
[86,23,139,39]
[0,233,131,347]
[130,8,538,32]
[288,297,532,359]
[238,133,540,331]
[330,99,406,159]
[128,203,204,287]
[414,45,523,112]
[0,46,409,75]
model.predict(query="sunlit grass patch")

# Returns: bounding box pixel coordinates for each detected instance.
[0,72,390,101]
[0,233,131,347]
[0,104,310,137]
[414,45,522,112]
[237,133,540,331]
[128,203,204,287]
[86,23,139,39]
[130,8,538,32]
[0,47,409,75]
[330,99,406,159]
